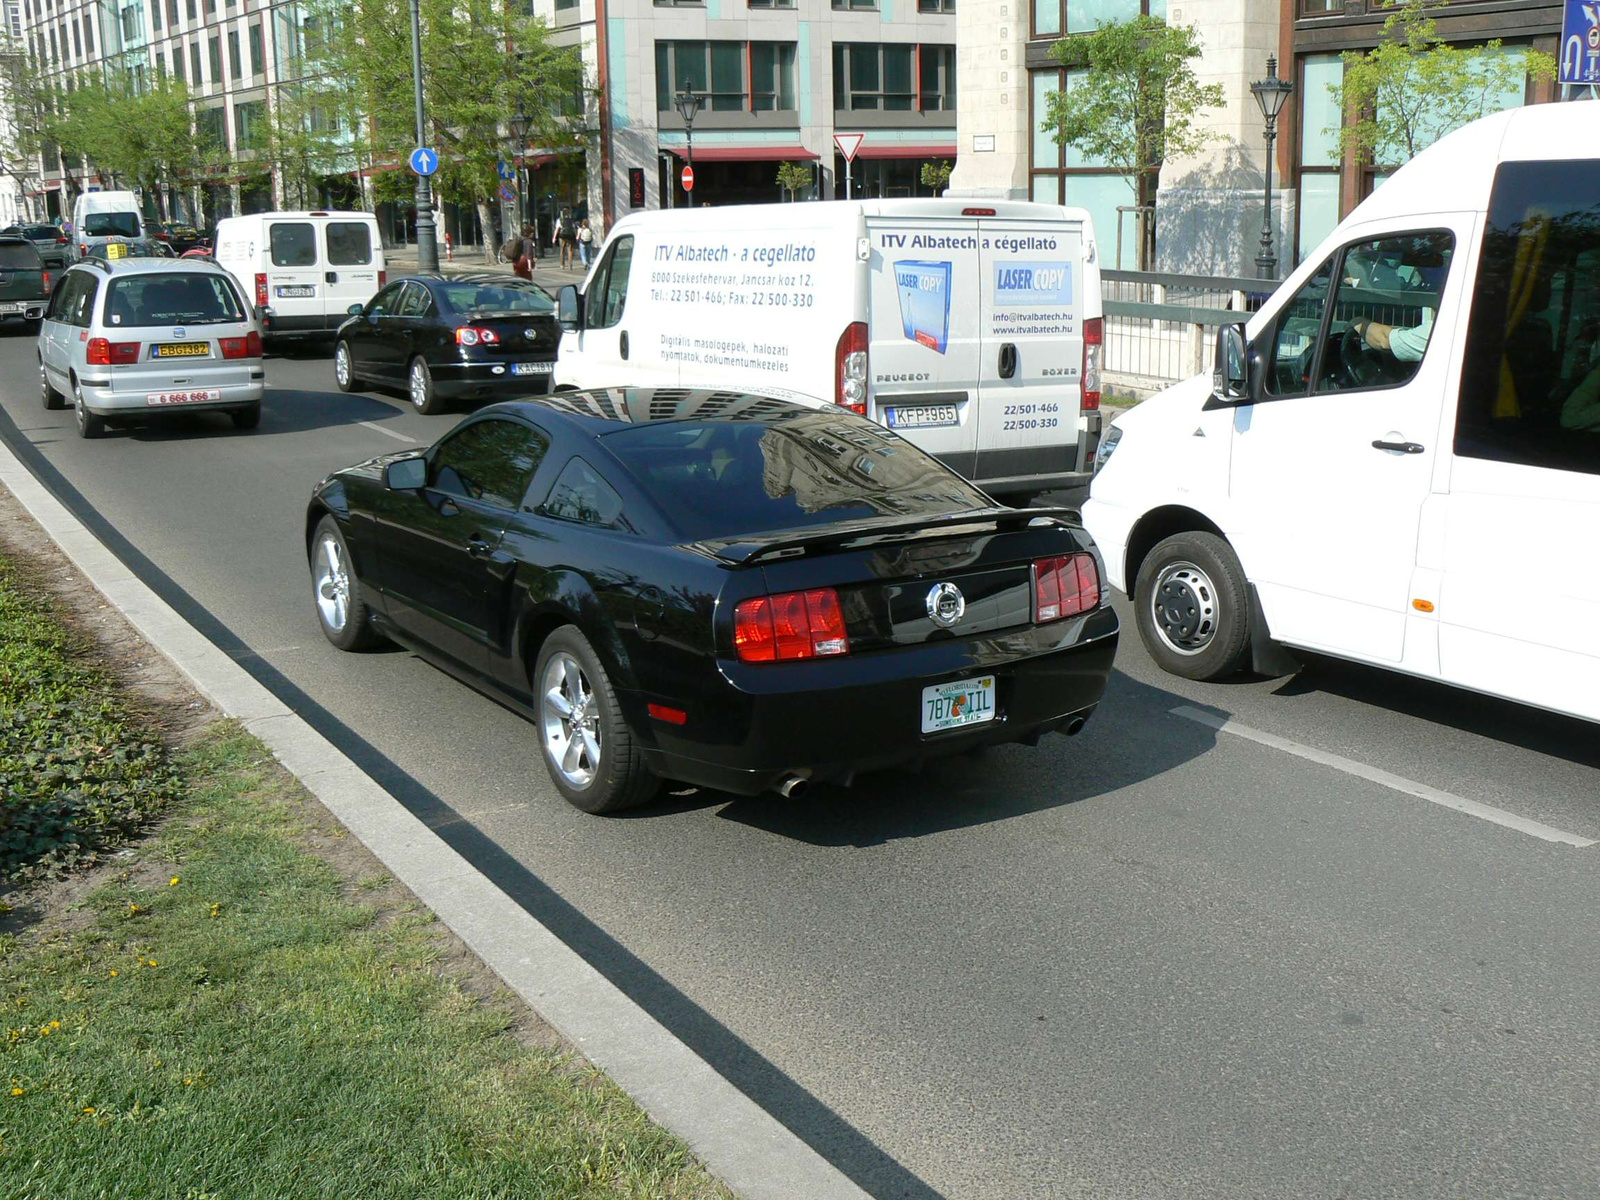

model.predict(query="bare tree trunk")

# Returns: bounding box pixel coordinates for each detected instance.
[477,198,495,264]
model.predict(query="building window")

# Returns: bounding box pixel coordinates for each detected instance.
[172,44,182,80]
[189,39,200,81]
[1296,53,1343,264]
[832,0,876,8]
[228,29,240,78]
[750,42,796,109]
[165,0,175,25]
[197,103,226,149]
[248,20,261,73]
[655,40,746,112]
[919,44,956,110]
[1299,0,1340,13]
[1032,0,1165,40]
[1029,66,1141,267]
[185,0,194,22]
[150,0,159,30]
[119,4,137,42]
[555,0,577,9]
[234,98,265,145]
[749,0,795,8]
[208,33,221,82]
[833,43,916,110]
[918,0,955,10]
[70,18,78,52]
[203,0,213,14]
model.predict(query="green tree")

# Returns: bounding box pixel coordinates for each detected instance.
[318,0,586,260]
[775,160,812,201]
[919,159,952,195]
[1336,0,1556,169]
[1044,15,1223,267]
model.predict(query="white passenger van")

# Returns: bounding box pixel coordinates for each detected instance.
[72,191,146,260]
[552,199,1105,499]
[1084,103,1600,724]
[212,211,386,341]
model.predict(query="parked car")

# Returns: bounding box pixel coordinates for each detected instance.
[213,210,386,342]
[305,390,1119,813]
[38,256,265,438]
[82,240,165,261]
[153,221,207,254]
[334,273,560,414]
[554,198,1106,502]
[71,190,146,261]
[1083,101,1600,726]
[0,235,52,327]
[1,223,72,271]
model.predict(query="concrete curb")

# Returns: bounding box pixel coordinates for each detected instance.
[0,437,873,1200]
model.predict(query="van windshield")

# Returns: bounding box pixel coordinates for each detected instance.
[104,273,245,327]
[82,213,142,238]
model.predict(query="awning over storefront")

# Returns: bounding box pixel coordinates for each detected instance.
[852,143,958,160]
[662,145,819,162]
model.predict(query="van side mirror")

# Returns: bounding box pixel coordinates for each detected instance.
[1208,323,1252,407]
[556,285,582,332]
[383,454,427,491]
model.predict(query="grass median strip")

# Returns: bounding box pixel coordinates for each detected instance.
[0,541,734,1199]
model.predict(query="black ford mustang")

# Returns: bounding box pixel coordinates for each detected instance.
[305,390,1119,813]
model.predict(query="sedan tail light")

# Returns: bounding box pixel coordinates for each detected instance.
[456,326,499,346]
[86,338,140,365]
[734,588,850,663]
[254,272,269,307]
[1081,317,1103,411]
[220,331,262,358]
[1033,553,1101,623]
[834,321,868,415]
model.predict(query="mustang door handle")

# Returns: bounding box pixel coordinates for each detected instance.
[1371,439,1425,454]
[467,535,494,558]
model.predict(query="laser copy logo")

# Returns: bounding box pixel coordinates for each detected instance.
[894,260,953,354]
[994,261,1074,306]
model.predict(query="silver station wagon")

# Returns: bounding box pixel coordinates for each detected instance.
[37,256,265,438]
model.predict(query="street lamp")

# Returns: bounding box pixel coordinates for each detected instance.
[674,81,704,208]
[408,0,438,271]
[1250,55,1292,281]
[508,108,531,233]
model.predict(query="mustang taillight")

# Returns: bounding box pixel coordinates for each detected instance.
[1033,553,1100,623]
[834,321,868,415]
[220,331,262,358]
[456,326,499,346]
[254,272,269,307]
[734,588,850,663]
[86,338,140,365]
[1081,316,1103,411]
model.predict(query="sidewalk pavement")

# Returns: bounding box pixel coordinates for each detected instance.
[384,244,591,294]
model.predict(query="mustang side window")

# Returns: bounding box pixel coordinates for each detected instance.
[1315,232,1454,394]
[430,419,549,511]
[541,458,625,528]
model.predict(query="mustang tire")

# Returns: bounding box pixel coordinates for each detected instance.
[310,516,381,651]
[535,626,660,815]
[1134,531,1252,681]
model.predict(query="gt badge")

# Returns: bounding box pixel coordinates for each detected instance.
[925,582,965,629]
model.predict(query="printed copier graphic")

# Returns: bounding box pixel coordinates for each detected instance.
[893,260,953,354]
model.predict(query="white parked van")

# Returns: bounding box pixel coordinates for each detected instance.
[1083,103,1600,725]
[212,211,385,341]
[72,191,145,260]
[552,199,1105,499]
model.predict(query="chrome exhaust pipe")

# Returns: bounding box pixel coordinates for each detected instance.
[1061,715,1087,737]
[774,775,810,801]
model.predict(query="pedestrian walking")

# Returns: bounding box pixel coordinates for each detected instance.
[556,207,577,270]
[577,219,593,267]
[503,225,535,280]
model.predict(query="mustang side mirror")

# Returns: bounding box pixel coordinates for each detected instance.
[1208,323,1252,407]
[347,302,364,316]
[384,455,427,491]
[556,285,582,332]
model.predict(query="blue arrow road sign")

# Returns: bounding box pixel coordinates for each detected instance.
[410,147,439,176]
[1561,1,1600,84]
[497,160,515,181]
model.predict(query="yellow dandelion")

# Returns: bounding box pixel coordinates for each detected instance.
[127,903,141,916]
[169,877,180,887]
[49,1021,59,1029]
[82,1106,95,1114]
[109,970,119,978]
[39,1026,50,1037]
[147,960,158,968]
[208,903,221,919]
[10,1087,22,1096]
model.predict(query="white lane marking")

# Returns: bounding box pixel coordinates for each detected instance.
[1171,705,1597,849]
[358,420,417,443]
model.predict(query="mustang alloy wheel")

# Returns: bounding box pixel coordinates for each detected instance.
[310,516,380,651]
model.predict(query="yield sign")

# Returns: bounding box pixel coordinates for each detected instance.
[682,164,696,192]
[834,133,865,162]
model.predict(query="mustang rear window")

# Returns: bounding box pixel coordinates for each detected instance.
[602,411,990,542]
[104,273,245,327]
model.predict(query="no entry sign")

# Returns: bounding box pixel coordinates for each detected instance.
[682,165,696,192]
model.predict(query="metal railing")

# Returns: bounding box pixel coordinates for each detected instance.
[1100,269,1281,397]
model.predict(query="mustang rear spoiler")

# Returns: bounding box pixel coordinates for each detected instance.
[688,506,1079,566]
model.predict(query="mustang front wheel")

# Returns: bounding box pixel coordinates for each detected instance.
[311,516,380,651]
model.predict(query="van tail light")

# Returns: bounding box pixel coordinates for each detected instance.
[961,207,997,216]
[377,270,386,288]
[220,331,262,358]
[86,338,140,365]
[834,321,868,415]
[254,272,268,307]
[734,588,851,663]
[1081,317,1103,411]
[1033,553,1100,623]
[456,326,499,346]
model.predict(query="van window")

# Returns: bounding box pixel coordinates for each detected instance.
[104,273,245,326]
[1264,256,1334,397]
[81,212,141,238]
[1315,232,1454,393]
[1457,159,1600,476]
[269,223,317,267]
[326,221,373,266]
[585,236,633,329]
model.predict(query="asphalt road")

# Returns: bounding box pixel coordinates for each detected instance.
[6,324,1600,1200]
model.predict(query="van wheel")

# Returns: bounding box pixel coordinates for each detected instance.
[408,356,442,415]
[1134,531,1251,681]
[40,362,64,410]
[333,340,362,392]
[72,379,106,439]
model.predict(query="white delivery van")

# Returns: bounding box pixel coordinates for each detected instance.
[72,191,145,259]
[552,199,1104,499]
[212,211,385,341]
[1083,102,1600,725]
